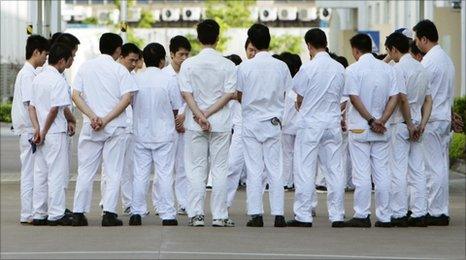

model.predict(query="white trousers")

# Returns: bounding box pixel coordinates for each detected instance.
[185,130,230,219]
[391,123,427,218]
[226,127,246,207]
[100,134,134,209]
[154,132,188,210]
[423,121,450,217]
[243,121,284,216]
[293,127,345,223]
[348,133,391,222]
[132,141,176,220]
[73,126,128,214]
[19,133,35,222]
[282,133,295,187]
[33,133,69,220]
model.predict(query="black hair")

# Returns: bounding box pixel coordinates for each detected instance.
[56,33,80,50]
[385,32,409,54]
[244,38,251,50]
[350,33,372,53]
[413,19,439,42]
[99,32,123,55]
[279,52,302,77]
[373,53,387,60]
[410,40,425,56]
[121,43,142,58]
[48,43,72,65]
[335,56,348,68]
[169,35,192,54]
[304,28,327,49]
[25,35,50,59]
[49,32,63,46]
[247,23,270,50]
[224,54,242,66]
[143,43,166,67]
[272,54,281,59]
[196,19,220,45]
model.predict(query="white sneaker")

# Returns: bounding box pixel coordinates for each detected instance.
[189,215,205,226]
[212,218,235,227]
[177,208,187,215]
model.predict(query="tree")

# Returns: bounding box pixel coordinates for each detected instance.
[270,34,302,55]
[137,10,154,28]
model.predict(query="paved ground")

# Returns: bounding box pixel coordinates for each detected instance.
[1,128,466,259]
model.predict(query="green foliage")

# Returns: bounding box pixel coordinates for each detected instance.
[450,133,466,160]
[453,96,466,121]
[82,16,98,25]
[137,10,154,28]
[113,0,136,10]
[270,34,302,54]
[127,29,145,49]
[0,102,12,123]
[185,34,202,56]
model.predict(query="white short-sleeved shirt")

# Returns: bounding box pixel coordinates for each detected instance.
[236,51,292,123]
[133,67,182,143]
[421,45,455,122]
[392,54,430,124]
[11,62,38,135]
[293,51,345,129]
[73,54,138,131]
[163,63,187,115]
[30,66,71,134]
[228,100,242,129]
[282,90,298,135]
[178,48,236,132]
[343,53,399,130]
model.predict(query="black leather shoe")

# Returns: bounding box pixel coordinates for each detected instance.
[274,215,286,227]
[32,218,48,226]
[344,216,371,228]
[48,215,73,226]
[246,215,263,227]
[129,214,142,226]
[375,221,393,228]
[286,219,312,227]
[391,216,409,227]
[72,213,88,226]
[425,214,449,226]
[408,216,427,227]
[162,219,178,226]
[102,211,123,226]
[331,221,346,228]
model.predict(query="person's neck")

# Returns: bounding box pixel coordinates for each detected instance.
[27,59,39,68]
[424,42,438,53]
[172,63,181,73]
[202,44,216,50]
[52,64,63,74]
[310,48,326,58]
[257,49,268,53]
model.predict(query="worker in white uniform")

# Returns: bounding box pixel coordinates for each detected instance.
[129,43,181,226]
[385,32,433,227]
[237,23,291,228]
[72,33,138,226]
[178,19,236,227]
[100,43,141,215]
[413,20,459,226]
[343,33,399,228]
[154,35,191,216]
[28,43,76,226]
[287,29,346,228]
[11,35,49,224]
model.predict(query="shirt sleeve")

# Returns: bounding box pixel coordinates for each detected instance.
[119,68,138,96]
[20,72,35,104]
[343,68,360,96]
[50,80,71,108]
[178,62,193,93]
[283,65,293,93]
[292,68,307,96]
[169,79,183,110]
[29,79,38,107]
[223,63,237,93]
[72,67,84,92]
[389,66,400,96]
[236,65,245,92]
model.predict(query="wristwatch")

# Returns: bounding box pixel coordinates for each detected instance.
[367,117,375,126]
